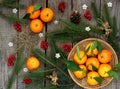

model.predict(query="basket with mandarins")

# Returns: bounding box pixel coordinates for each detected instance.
[67,38,119,89]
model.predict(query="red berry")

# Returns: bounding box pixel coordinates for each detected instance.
[40,41,49,50]
[13,22,22,32]
[84,9,92,21]
[23,79,32,84]
[8,55,16,61]
[62,44,72,52]
[7,55,16,66]
[58,2,66,12]
[7,60,14,66]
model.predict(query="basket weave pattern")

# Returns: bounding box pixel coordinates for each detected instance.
[68,38,118,89]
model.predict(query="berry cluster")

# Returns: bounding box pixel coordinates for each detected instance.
[7,55,16,66]
[13,22,22,32]
[58,2,66,12]
[84,10,92,21]
[62,44,72,52]
[23,78,32,84]
[40,41,49,50]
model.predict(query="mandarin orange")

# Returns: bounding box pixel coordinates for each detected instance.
[73,50,87,65]
[30,19,44,33]
[85,42,98,57]
[86,57,100,71]
[26,5,40,19]
[73,65,87,79]
[26,56,40,70]
[40,8,54,22]
[98,49,112,63]
[98,64,112,77]
[87,71,100,86]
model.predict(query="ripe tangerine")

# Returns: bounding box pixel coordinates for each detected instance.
[73,50,87,65]
[26,5,40,19]
[26,56,40,70]
[40,8,54,22]
[30,19,44,33]
[87,71,100,86]
[98,49,112,63]
[86,57,100,71]
[98,64,112,77]
[73,65,87,79]
[85,42,98,57]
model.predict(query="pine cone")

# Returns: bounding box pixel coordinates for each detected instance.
[70,10,81,24]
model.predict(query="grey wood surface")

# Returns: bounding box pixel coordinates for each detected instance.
[0,0,120,89]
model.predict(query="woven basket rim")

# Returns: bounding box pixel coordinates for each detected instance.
[67,38,118,89]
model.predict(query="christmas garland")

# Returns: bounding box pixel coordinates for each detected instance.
[1,1,120,89]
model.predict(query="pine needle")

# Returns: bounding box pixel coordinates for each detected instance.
[0,12,28,24]
[0,3,26,8]
[91,2,105,25]
[112,16,117,37]
[32,49,70,79]
[104,4,112,27]
[91,2,100,20]
[6,49,25,89]
[6,72,15,89]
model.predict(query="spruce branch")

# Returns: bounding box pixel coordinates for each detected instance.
[91,2,105,25]
[24,69,55,79]
[32,49,70,79]
[0,3,26,8]
[91,2,100,20]
[60,19,87,32]
[6,49,25,89]
[0,12,28,24]
[2,0,16,4]
[104,4,112,28]
[6,72,15,89]
[112,16,117,37]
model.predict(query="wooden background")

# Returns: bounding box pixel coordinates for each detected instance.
[0,0,120,89]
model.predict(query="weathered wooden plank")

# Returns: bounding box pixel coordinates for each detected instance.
[46,0,72,88]
[72,0,101,89]
[0,7,17,89]
[18,0,46,89]
[101,0,120,89]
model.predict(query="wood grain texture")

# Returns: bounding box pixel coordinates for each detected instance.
[18,0,46,89]
[72,0,101,88]
[0,0,120,89]
[0,7,17,89]
[100,0,120,89]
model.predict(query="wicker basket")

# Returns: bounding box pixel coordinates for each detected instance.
[68,38,118,89]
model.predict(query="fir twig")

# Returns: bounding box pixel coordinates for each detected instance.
[24,69,55,79]
[6,72,15,89]
[60,19,87,32]
[0,3,26,8]
[32,48,70,79]
[107,37,120,56]
[2,0,16,4]
[6,49,25,89]
[0,12,28,24]
[91,2,105,25]
[91,2,100,20]
[112,16,117,37]
[104,4,112,27]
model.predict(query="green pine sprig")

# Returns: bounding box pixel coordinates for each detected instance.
[32,48,70,78]
[104,4,112,28]
[0,12,28,24]
[6,49,25,89]
[0,3,26,8]
[91,2,105,25]
[0,0,25,8]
